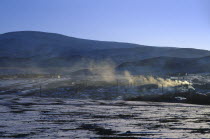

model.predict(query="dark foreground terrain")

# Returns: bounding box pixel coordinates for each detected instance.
[1,95,210,138]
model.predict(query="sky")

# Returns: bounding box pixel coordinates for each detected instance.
[0,0,210,50]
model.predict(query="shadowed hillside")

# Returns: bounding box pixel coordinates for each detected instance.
[0,31,210,74]
[117,56,210,75]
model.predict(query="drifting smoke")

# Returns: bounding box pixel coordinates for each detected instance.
[122,70,191,87]
[85,61,191,87]
[88,60,116,82]
[138,76,191,87]
[124,71,134,84]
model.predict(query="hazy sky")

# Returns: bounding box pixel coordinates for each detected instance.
[0,0,210,50]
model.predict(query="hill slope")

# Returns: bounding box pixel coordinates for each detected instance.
[117,56,210,75]
[0,31,144,58]
[0,31,210,60]
[0,31,210,74]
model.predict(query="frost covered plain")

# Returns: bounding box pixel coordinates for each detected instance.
[1,74,210,138]
[1,95,210,138]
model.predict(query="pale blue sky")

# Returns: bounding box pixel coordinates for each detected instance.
[0,0,210,50]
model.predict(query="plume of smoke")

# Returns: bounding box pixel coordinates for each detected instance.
[73,60,191,88]
[124,71,134,84]
[132,75,190,87]
[88,60,116,82]
[146,76,188,87]
[121,71,190,87]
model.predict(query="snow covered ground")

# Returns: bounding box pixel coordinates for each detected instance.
[0,95,210,138]
[0,75,210,138]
